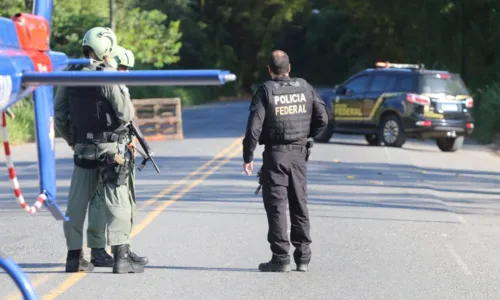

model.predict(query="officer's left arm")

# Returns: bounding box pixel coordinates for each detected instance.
[242,87,266,163]
[309,85,329,138]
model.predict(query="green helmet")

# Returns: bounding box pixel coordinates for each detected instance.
[81,27,117,61]
[110,45,135,68]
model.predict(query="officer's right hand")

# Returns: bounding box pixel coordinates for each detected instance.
[243,161,253,176]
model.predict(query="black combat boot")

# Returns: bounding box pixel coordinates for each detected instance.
[90,248,114,267]
[112,244,144,274]
[296,263,309,272]
[258,257,291,272]
[65,249,94,273]
[127,245,149,266]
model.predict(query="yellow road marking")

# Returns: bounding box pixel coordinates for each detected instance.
[41,145,242,299]
[4,137,242,300]
[139,137,242,209]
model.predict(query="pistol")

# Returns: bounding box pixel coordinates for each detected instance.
[255,167,263,195]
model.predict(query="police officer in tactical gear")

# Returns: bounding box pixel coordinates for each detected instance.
[242,50,328,272]
[112,45,135,72]
[84,44,147,269]
[87,44,148,269]
[55,27,118,272]
[54,27,146,274]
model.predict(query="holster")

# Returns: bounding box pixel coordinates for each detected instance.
[90,150,130,186]
[114,161,130,186]
[97,152,120,167]
[305,140,314,162]
[103,158,130,186]
[255,166,264,195]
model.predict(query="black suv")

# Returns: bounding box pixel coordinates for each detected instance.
[314,62,474,152]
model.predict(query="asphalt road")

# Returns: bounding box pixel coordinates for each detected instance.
[2,99,500,299]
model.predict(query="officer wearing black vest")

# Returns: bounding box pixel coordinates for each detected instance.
[242,50,328,272]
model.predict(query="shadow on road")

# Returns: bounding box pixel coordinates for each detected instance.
[326,135,488,153]
[0,155,239,210]
[149,158,500,217]
[0,263,66,275]
[145,265,259,272]
[2,152,499,276]
[1,152,499,218]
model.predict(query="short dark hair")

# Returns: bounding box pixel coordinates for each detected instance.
[268,50,290,75]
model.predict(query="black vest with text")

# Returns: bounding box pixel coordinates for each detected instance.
[66,64,121,144]
[260,77,313,146]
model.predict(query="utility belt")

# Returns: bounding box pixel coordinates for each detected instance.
[82,130,129,144]
[73,131,133,186]
[265,144,307,153]
[255,140,314,195]
[73,152,131,186]
[264,140,313,161]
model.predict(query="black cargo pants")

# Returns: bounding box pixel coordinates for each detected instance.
[261,145,311,265]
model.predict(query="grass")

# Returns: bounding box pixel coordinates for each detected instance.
[1,98,35,146]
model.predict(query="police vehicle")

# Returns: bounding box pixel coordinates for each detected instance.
[314,61,474,152]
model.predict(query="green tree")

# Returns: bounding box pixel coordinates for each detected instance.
[0,0,27,17]
[115,8,182,67]
[49,0,182,68]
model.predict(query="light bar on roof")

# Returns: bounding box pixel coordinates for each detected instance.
[375,61,423,69]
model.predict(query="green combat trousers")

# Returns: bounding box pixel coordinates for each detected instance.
[92,146,136,246]
[87,148,137,247]
[63,166,105,250]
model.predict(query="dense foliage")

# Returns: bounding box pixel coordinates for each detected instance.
[2,0,500,142]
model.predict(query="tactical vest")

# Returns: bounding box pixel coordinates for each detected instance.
[260,78,313,146]
[66,64,122,144]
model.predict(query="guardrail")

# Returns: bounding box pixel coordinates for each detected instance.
[0,251,37,299]
[131,98,184,141]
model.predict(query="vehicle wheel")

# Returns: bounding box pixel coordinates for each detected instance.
[378,114,407,147]
[364,134,381,146]
[314,110,334,143]
[436,136,464,152]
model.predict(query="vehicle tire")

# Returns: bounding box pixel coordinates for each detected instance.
[364,134,381,146]
[378,114,407,147]
[436,136,464,152]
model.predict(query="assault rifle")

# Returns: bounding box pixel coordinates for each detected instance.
[127,120,161,174]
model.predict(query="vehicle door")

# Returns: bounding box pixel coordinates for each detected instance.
[362,73,398,125]
[334,75,370,127]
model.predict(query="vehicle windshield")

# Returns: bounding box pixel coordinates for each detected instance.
[420,74,469,95]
